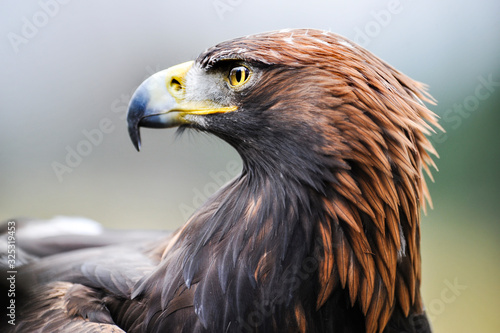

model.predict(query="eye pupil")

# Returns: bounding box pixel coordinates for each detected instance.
[229,66,251,87]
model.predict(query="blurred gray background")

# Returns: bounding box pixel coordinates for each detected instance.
[1,1,499,332]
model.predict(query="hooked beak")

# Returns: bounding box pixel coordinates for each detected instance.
[127,61,237,151]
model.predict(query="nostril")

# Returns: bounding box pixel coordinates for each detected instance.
[170,78,183,93]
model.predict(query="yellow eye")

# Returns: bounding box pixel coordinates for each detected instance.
[228,66,251,88]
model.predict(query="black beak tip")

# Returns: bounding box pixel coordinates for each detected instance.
[127,114,142,152]
[129,126,141,152]
[127,91,149,152]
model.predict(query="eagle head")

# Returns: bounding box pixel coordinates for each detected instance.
[128,29,439,194]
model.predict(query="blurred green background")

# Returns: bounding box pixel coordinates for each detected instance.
[1,1,499,332]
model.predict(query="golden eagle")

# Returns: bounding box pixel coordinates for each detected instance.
[2,29,440,333]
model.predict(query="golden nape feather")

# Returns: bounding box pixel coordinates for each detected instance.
[1,29,441,333]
